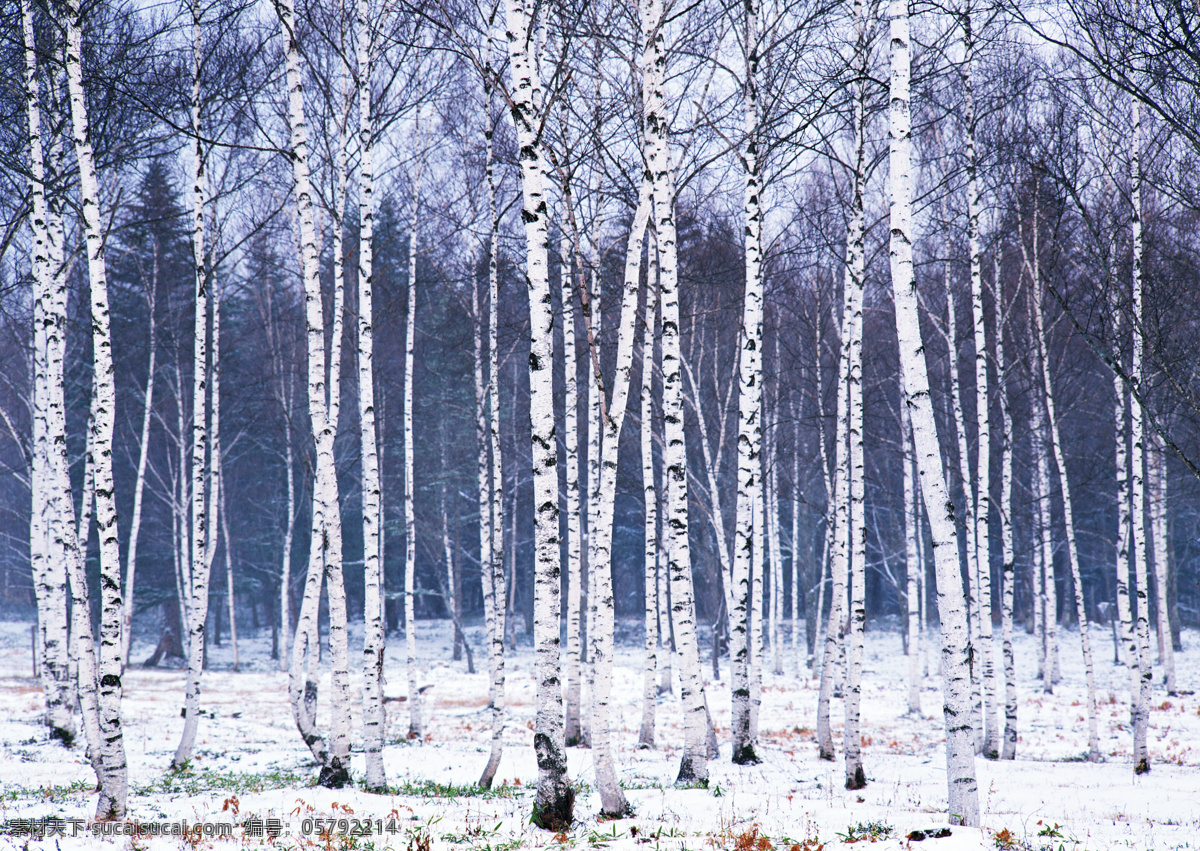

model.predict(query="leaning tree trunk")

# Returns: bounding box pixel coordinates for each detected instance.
[64,0,127,817]
[888,0,979,825]
[276,0,347,785]
[503,0,573,826]
[356,0,386,789]
[122,271,156,668]
[642,0,707,786]
[1129,94,1153,775]
[731,0,764,766]
[587,178,652,818]
[22,0,74,746]
[1031,277,1099,760]
[212,287,239,672]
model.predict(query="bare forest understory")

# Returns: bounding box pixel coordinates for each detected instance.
[1,618,1197,851]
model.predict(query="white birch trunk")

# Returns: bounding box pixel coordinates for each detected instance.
[174,0,210,771]
[750,482,764,740]
[65,0,127,816]
[816,47,863,758]
[889,0,979,824]
[791,419,803,677]
[563,230,584,746]
[904,403,921,716]
[23,0,74,745]
[943,248,982,748]
[639,254,659,750]
[768,428,784,677]
[404,129,424,741]
[1129,95,1152,774]
[478,21,507,787]
[280,374,296,672]
[121,280,156,668]
[211,278,238,672]
[1031,276,1099,760]
[1020,208,1059,690]
[583,264,601,749]
[658,514,673,696]
[1033,396,1054,695]
[322,63,353,777]
[996,265,1018,760]
[1112,316,1135,675]
[357,0,385,790]
[964,9,997,757]
[588,179,651,818]
[843,18,868,784]
[1151,440,1174,693]
[277,0,344,783]
[643,0,706,787]
[731,0,764,765]
[503,0,572,824]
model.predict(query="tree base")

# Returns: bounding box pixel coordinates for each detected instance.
[844,765,866,790]
[49,725,75,749]
[674,757,708,786]
[600,801,635,820]
[1134,758,1150,776]
[732,743,760,765]
[318,758,352,789]
[531,788,575,832]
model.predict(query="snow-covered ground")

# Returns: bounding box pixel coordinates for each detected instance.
[1,616,1197,850]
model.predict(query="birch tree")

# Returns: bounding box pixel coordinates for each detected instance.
[64,0,128,817]
[357,0,386,790]
[1129,93,1152,775]
[903,403,921,716]
[996,261,1018,760]
[477,16,507,785]
[888,0,979,824]
[404,119,426,741]
[503,0,573,825]
[842,0,869,787]
[276,0,349,786]
[173,0,213,771]
[562,228,584,747]
[1150,440,1174,694]
[961,0,997,759]
[731,0,764,766]
[643,0,709,786]
[638,247,659,750]
[22,0,73,747]
[586,178,652,817]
